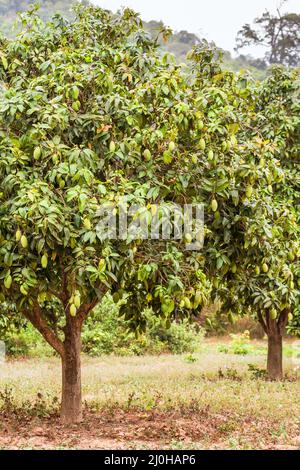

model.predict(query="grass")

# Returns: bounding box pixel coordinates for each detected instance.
[0,337,300,449]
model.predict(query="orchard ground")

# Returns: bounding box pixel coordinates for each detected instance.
[0,337,300,450]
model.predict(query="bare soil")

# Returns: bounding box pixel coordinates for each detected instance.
[1,408,299,450]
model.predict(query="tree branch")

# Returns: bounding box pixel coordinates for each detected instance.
[76,298,100,327]
[278,308,289,335]
[258,311,268,334]
[23,304,65,357]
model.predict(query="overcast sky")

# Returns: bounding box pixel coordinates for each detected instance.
[91,0,300,57]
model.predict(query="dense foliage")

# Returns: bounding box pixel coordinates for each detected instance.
[0,3,299,422]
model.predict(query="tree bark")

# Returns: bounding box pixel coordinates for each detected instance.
[60,299,99,425]
[24,296,100,425]
[60,318,83,425]
[267,333,283,381]
[258,309,289,381]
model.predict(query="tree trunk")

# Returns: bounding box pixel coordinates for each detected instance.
[23,297,100,425]
[258,309,289,382]
[60,320,82,425]
[267,333,283,381]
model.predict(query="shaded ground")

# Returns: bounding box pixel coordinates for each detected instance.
[1,409,300,450]
[0,338,300,449]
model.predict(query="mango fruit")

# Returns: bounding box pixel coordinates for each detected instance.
[41,254,48,269]
[4,275,12,289]
[262,263,269,273]
[168,141,175,152]
[270,308,277,320]
[33,146,42,160]
[16,229,22,242]
[72,100,81,111]
[21,235,28,249]
[83,218,91,230]
[245,186,253,198]
[199,138,206,151]
[143,149,151,161]
[185,233,192,244]
[70,304,77,317]
[211,199,218,212]
[208,150,214,161]
[74,294,81,308]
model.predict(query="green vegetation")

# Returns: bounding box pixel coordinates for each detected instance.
[2,295,203,357]
[0,4,214,423]
[0,1,299,436]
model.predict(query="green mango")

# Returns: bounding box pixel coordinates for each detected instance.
[262,263,269,273]
[199,138,206,151]
[21,235,28,249]
[143,149,151,161]
[168,141,175,152]
[70,304,77,317]
[41,254,48,269]
[109,141,116,153]
[33,146,42,160]
[4,275,12,289]
[211,199,218,212]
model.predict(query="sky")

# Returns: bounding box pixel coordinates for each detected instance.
[91,0,300,57]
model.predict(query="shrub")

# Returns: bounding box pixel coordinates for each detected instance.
[3,323,53,357]
[217,331,253,356]
[82,295,204,356]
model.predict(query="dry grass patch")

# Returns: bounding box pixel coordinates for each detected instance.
[0,342,300,449]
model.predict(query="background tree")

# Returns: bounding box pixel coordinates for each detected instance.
[236,3,300,67]
[117,41,299,381]
[209,64,300,380]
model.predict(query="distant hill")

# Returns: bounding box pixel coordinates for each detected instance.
[0,0,267,79]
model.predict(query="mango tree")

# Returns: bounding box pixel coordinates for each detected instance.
[204,63,300,380]
[252,66,300,378]
[0,5,209,423]
[118,43,299,381]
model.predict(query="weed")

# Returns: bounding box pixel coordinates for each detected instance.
[184,354,197,363]
[248,364,267,379]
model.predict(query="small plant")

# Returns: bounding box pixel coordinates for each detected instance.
[248,364,267,380]
[218,367,242,381]
[218,420,237,435]
[0,387,14,413]
[81,295,204,356]
[230,331,252,355]
[0,388,59,418]
[184,354,198,363]
[217,331,252,356]
[218,344,229,354]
